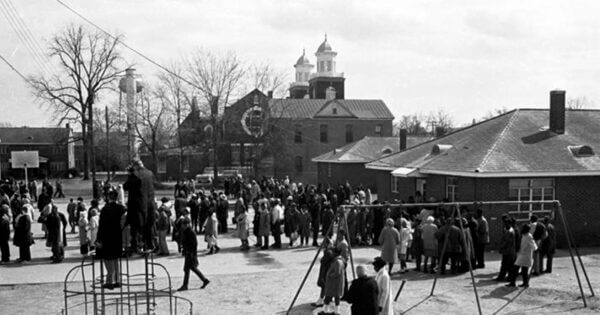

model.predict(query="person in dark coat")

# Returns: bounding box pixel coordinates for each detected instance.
[0,205,11,262]
[123,160,157,252]
[177,218,210,291]
[96,190,126,289]
[540,216,556,274]
[495,216,516,281]
[322,248,346,315]
[312,242,334,308]
[13,206,33,262]
[345,265,379,315]
[216,194,229,234]
[45,203,67,263]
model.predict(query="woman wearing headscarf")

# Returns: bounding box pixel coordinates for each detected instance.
[378,218,400,274]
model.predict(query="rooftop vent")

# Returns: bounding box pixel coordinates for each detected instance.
[431,144,453,155]
[569,145,594,157]
[381,146,393,155]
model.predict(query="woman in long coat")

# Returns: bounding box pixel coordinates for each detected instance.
[258,204,271,249]
[13,206,33,262]
[45,204,67,263]
[378,218,400,273]
[323,250,346,314]
[507,224,537,288]
[236,208,250,250]
[96,191,125,288]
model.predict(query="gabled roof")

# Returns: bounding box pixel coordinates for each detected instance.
[0,127,70,145]
[312,136,432,163]
[367,109,600,177]
[268,99,394,120]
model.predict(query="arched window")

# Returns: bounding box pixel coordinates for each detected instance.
[295,156,303,173]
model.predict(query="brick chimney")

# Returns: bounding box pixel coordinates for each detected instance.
[267,90,273,99]
[550,90,566,134]
[399,128,407,151]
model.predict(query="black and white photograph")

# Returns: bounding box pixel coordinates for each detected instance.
[0,1,599,314]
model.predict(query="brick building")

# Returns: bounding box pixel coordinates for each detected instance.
[0,126,75,179]
[366,90,600,247]
[174,36,395,183]
[312,134,431,191]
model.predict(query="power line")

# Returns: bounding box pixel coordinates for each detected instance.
[0,54,35,87]
[0,0,50,75]
[3,0,60,74]
[55,0,202,91]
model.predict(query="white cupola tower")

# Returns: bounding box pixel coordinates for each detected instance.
[294,49,313,83]
[289,49,313,99]
[315,34,337,75]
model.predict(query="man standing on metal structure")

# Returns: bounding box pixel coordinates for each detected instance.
[123,160,156,252]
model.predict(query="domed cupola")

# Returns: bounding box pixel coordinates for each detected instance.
[317,35,333,53]
[295,49,311,67]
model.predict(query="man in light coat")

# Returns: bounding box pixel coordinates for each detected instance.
[372,256,393,315]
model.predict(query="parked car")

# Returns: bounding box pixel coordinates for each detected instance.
[195,174,213,188]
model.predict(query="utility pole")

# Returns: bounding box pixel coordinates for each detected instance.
[211,96,219,183]
[105,106,110,182]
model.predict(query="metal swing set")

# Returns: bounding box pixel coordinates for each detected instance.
[287,199,595,315]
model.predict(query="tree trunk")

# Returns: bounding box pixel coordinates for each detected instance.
[177,105,183,179]
[88,99,97,199]
[82,121,89,180]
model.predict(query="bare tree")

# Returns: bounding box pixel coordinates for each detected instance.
[396,114,426,135]
[29,24,122,186]
[135,91,174,174]
[426,109,454,136]
[248,63,288,97]
[480,107,510,121]
[186,50,247,180]
[156,63,192,179]
[567,96,594,110]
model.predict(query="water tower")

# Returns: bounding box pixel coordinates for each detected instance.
[119,68,144,162]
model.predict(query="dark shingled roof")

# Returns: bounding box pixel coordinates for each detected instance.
[268,99,394,120]
[367,109,600,175]
[312,136,432,163]
[0,127,70,145]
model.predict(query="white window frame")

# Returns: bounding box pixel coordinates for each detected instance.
[446,177,458,202]
[157,157,167,174]
[509,178,555,216]
[391,175,401,193]
[327,163,332,178]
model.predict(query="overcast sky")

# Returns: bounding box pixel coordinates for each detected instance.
[1,0,600,128]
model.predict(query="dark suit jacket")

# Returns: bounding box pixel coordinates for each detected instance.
[345,276,379,315]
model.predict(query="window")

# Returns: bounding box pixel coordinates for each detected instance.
[345,124,353,143]
[327,163,332,178]
[52,146,62,154]
[332,106,337,114]
[0,146,7,154]
[294,125,302,143]
[295,156,303,173]
[157,157,167,174]
[446,177,459,201]
[326,60,332,71]
[375,124,383,137]
[50,161,66,172]
[231,143,241,165]
[391,176,401,193]
[183,155,190,173]
[320,124,328,143]
[509,179,555,216]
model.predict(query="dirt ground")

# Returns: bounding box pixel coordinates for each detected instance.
[1,249,599,314]
[1,180,599,314]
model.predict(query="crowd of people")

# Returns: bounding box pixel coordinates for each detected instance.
[0,166,560,314]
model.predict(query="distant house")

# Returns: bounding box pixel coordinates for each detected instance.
[366,90,600,247]
[312,134,431,191]
[0,126,74,179]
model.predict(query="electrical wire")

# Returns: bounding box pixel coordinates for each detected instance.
[0,0,51,75]
[55,0,202,92]
[0,54,35,87]
[3,0,60,74]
